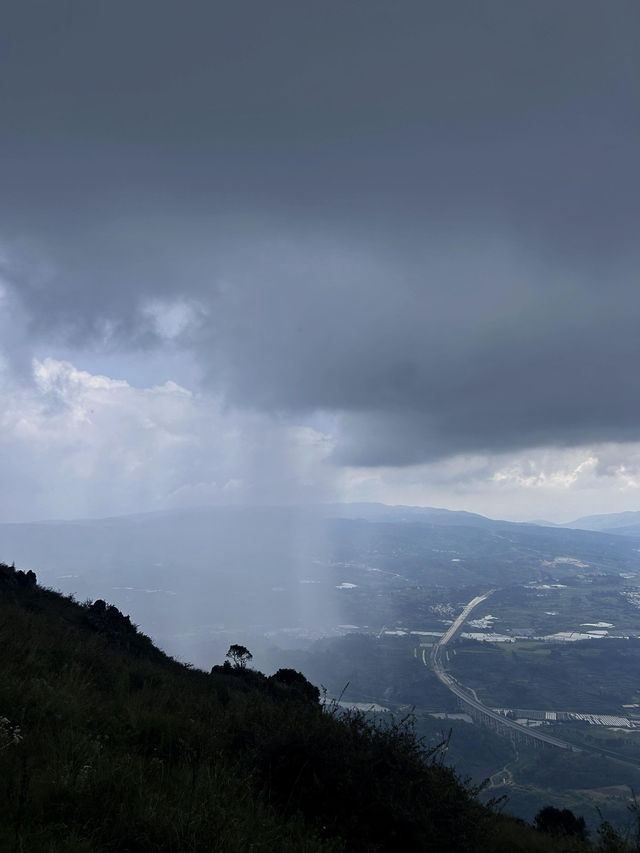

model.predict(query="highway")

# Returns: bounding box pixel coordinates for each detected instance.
[428,590,581,751]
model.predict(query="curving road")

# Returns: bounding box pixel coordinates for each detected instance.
[428,590,581,751]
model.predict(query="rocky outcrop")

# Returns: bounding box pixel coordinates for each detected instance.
[86,598,136,635]
[0,562,37,590]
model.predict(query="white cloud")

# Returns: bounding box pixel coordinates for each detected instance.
[337,444,640,522]
[0,358,335,522]
[491,453,599,489]
[1,355,640,525]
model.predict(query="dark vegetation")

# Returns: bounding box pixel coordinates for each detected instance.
[271,632,457,710]
[272,634,640,832]
[1,561,639,852]
[534,806,588,840]
[450,638,640,713]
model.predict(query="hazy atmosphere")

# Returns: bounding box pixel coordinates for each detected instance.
[2,1,640,523]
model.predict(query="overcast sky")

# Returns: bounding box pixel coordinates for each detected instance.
[1,1,639,523]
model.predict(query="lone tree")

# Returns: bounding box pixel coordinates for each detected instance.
[226,644,253,669]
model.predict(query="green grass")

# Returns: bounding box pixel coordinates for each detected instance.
[0,594,337,852]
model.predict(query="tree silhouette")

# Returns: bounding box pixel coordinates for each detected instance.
[269,668,321,704]
[226,644,253,669]
[534,806,588,840]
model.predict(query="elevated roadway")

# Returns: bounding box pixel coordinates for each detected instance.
[428,590,581,751]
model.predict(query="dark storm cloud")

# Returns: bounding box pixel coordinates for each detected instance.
[2,1,640,465]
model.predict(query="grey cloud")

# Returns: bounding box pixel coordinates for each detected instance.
[3,1,638,254]
[2,1,640,466]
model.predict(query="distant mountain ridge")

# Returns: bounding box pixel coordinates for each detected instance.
[321,502,497,526]
[536,510,640,538]
[330,503,640,538]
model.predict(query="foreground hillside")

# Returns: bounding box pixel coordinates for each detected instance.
[0,562,632,852]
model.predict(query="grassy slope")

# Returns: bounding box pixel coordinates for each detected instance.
[0,564,618,852]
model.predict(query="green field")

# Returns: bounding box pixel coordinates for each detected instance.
[449,638,640,712]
